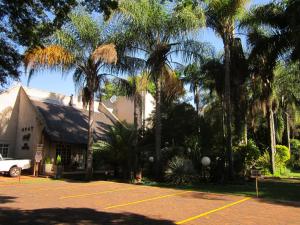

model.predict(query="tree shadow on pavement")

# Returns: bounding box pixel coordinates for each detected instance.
[0,195,17,204]
[0,207,176,225]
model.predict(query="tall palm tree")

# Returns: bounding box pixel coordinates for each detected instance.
[24,12,118,180]
[115,0,206,179]
[246,27,280,174]
[241,0,300,63]
[182,63,204,115]
[274,62,300,152]
[204,0,249,178]
[114,75,149,179]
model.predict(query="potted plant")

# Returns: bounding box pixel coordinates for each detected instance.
[44,156,53,175]
[54,155,63,179]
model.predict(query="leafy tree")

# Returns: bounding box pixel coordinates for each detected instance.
[115,0,206,179]
[0,0,77,86]
[24,12,118,180]
[83,0,119,20]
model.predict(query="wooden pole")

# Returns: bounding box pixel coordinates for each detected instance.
[36,162,39,177]
[33,163,36,176]
[256,177,259,198]
[18,167,21,183]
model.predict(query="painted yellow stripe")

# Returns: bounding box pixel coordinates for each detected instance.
[105,190,192,209]
[60,187,138,199]
[0,178,57,186]
[37,181,111,191]
[175,197,251,224]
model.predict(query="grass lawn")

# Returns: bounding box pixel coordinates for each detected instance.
[144,178,300,203]
[60,171,300,203]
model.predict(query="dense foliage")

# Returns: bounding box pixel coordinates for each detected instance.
[0,0,77,86]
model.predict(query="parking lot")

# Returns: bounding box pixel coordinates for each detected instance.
[1,176,300,225]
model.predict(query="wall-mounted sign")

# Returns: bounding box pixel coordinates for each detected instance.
[35,150,43,163]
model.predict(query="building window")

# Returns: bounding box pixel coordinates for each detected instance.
[56,143,71,166]
[0,144,9,157]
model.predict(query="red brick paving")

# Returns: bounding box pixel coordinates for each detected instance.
[0,176,299,225]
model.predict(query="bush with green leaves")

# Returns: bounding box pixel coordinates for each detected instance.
[233,140,260,176]
[288,139,300,170]
[275,145,290,173]
[256,151,271,174]
[56,155,62,165]
[165,156,199,185]
[257,145,291,175]
[44,156,51,164]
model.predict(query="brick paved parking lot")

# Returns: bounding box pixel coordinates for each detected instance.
[1,176,300,225]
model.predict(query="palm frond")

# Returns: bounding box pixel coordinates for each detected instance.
[92,43,118,65]
[24,45,75,74]
[161,65,185,102]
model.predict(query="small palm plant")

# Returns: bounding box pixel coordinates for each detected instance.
[24,11,118,180]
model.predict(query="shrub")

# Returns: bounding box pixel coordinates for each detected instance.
[256,151,271,174]
[44,156,51,164]
[56,155,62,165]
[288,139,300,170]
[275,145,290,174]
[165,156,199,185]
[233,140,260,176]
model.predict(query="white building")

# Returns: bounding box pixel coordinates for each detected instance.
[0,85,154,171]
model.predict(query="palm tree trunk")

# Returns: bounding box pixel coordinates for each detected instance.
[155,77,162,180]
[85,92,94,180]
[195,86,200,116]
[133,94,141,181]
[224,38,233,179]
[284,111,291,153]
[267,106,276,174]
[243,121,248,145]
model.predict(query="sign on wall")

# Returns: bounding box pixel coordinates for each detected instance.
[35,144,44,163]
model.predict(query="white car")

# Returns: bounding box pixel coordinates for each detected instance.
[0,154,31,177]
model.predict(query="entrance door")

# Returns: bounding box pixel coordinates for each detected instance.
[56,143,71,166]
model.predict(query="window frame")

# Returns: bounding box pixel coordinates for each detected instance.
[0,143,9,157]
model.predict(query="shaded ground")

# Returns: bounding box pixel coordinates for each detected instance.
[0,176,300,225]
[145,177,300,202]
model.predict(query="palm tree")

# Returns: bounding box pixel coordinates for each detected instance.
[24,12,118,180]
[182,63,204,116]
[246,27,280,174]
[274,62,300,152]
[115,0,206,179]
[204,0,249,178]
[241,0,300,63]
[114,75,150,179]
[93,121,136,179]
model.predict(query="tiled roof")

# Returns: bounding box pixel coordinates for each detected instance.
[32,100,115,144]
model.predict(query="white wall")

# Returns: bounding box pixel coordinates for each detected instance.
[14,88,44,159]
[0,86,21,156]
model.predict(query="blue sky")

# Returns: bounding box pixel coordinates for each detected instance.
[17,0,271,96]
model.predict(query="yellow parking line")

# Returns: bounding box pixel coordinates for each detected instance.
[105,190,192,209]
[175,197,251,224]
[60,187,139,199]
[0,178,58,187]
[37,180,110,191]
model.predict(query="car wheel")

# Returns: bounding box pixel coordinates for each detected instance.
[9,166,21,177]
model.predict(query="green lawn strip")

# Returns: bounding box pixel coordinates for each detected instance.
[0,177,64,186]
[142,178,300,203]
